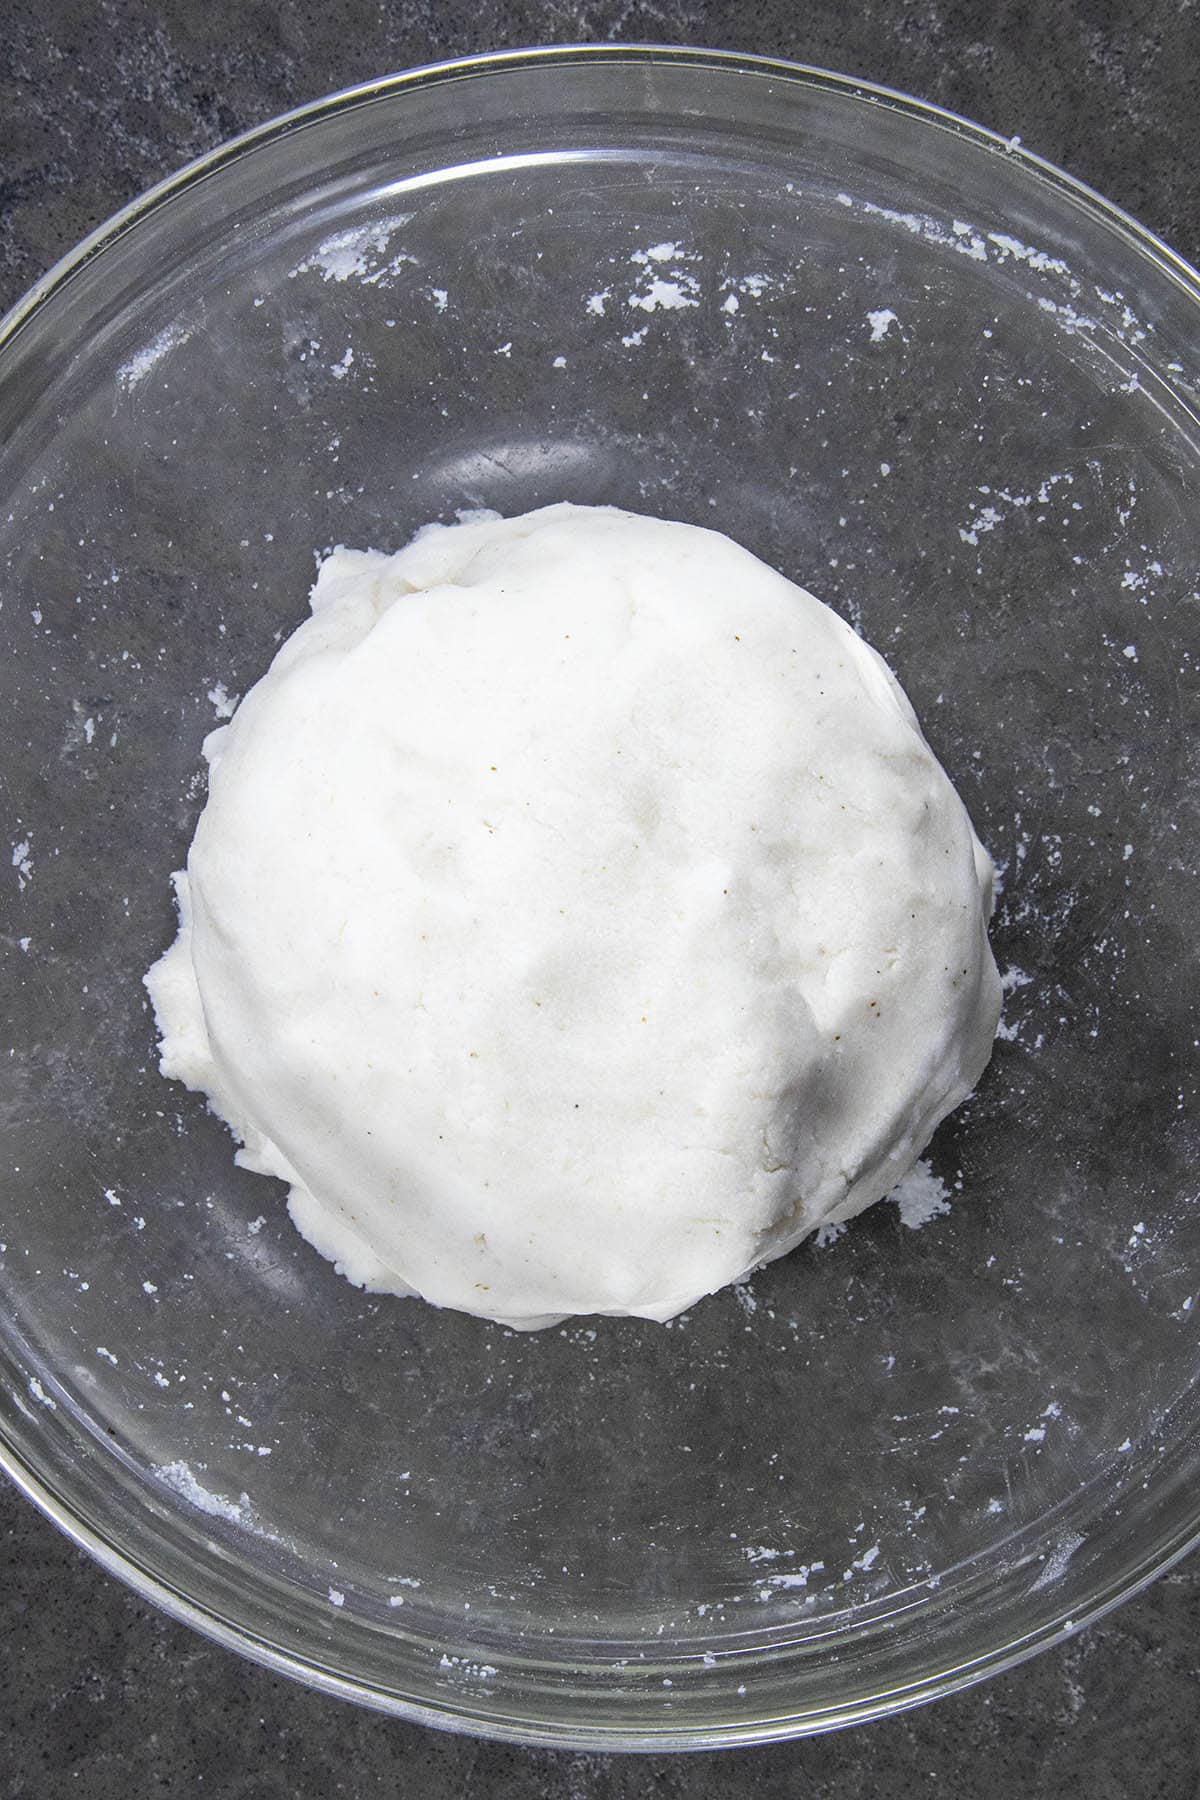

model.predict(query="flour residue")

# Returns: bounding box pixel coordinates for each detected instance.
[629,276,699,314]
[887,1159,952,1230]
[837,193,988,263]
[289,219,415,286]
[156,1459,252,1525]
[835,192,1153,345]
[117,324,189,390]
[206,681,238,720]
[438,1653,499,1681]
[628,243,700,314]
[11,837,32,890]
[956,472,1076,548]
[155,1459,287,1545]
[1031,1530,1086,1592]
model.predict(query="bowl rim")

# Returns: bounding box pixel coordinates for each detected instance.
[3,40,1200,1750]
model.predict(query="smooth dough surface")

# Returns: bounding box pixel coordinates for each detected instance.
[146,503,1001,1328]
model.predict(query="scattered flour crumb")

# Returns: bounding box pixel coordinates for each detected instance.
[11,838,32,890]
[329,1587,345,1607]
[438,1654,498,1680]
[429,288,448,312]
[959,504,1004,547]
[887,1160,952,1229]
[290,223,406,284]
[117,324,188,390]
[585,291,610,316]
[754,1563,820,1599]
[986,233,1070,276]
[732,1281,758,1317]
[156,1460,251,1525]
[207,682,238,720]
[629,276,699,314]
[1031,1531,1086,1592]
[867,308,899,342]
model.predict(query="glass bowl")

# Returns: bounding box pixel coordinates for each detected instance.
[2,45,1199,1750]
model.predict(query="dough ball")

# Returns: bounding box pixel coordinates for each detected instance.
[146,503,1001,1327]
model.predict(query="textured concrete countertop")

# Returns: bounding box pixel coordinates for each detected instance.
[2,3,1198,1794]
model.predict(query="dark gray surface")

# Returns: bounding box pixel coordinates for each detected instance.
[2,2,1199,1793]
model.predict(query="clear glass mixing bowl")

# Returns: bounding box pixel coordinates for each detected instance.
[2,46,1199,1749]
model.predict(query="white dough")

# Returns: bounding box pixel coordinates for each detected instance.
[146,503,1001,1328]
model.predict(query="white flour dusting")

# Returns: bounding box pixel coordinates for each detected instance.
[438,1654,499,1680]
[835,191,1152,344]
[156,1459,251,1525]
[1031,1531,1086,1592]
[628,276,699,314]
[1036,296,1098,336]
[207,682,237,720]
[887,1160,952,1230]
[117,324,189,390]
[987,233,1071,277]
[837,193,988,262]
[289,220,413,285]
